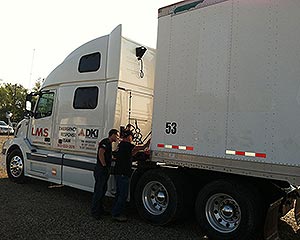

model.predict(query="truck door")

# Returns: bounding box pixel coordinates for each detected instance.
[54,83,106,192]
[26,90,63,184]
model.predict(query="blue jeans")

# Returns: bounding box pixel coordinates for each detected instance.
[91,167,110,216]
[112,175,129,217]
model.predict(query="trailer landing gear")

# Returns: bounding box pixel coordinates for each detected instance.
[263,198,282,240]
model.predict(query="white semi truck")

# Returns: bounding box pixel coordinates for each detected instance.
[3,0,300,239]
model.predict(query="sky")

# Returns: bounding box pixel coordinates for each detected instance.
[0,0,176,89]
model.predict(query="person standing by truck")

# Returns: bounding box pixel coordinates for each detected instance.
[112,130,150,222]
[91,129,119,220]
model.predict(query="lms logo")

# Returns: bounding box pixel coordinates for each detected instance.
[31,127,49,137]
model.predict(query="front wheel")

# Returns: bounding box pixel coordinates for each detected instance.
[6,149,25,183]
[195,179,264,240]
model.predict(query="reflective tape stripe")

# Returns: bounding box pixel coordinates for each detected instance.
[157,144,194,151]
[225,150,235,155]
[255,153,267,158]
[245,152,256,157]
[226,150,266,159]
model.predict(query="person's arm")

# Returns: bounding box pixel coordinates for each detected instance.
[132,139,150,156]
[98,147,106,167]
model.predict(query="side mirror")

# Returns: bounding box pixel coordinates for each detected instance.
[25,93,35,117]
[26,94,33,102]
[24,109,33,118]
[26,101,32,111]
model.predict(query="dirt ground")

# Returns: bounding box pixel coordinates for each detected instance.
[0,136,299,239]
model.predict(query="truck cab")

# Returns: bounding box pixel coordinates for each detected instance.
[4,25,155,194]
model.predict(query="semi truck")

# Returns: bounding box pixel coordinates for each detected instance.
[3,0,300,239]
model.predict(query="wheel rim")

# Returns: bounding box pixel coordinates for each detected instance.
[142,181,169,215]
[205,193,241,233]
[10,155,23,178]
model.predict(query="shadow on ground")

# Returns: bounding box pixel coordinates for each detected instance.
[0,178,206,240]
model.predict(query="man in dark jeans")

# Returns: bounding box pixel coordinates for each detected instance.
[91,129,119,220]
[112,130,150,222]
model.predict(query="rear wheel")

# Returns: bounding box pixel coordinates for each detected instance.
[142,180,169,216]
[6,149,25,183]
[134,169,184,225]
[195,179,264,240]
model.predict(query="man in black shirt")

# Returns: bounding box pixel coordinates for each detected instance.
[91,129,119,220]
[112,130,150,222]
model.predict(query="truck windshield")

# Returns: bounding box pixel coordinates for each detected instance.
[34,92,54,119]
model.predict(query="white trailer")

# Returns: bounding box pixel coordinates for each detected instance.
[3,0,300,239]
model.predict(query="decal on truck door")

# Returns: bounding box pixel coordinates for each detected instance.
[31,127,49,137]
[58,126,76,149]
[56,126,98,151]
[78,128,98,151]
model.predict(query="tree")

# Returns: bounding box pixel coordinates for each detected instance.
[32,77,44,92]
[0,83,28,123]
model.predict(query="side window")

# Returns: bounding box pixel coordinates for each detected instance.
[78,52,101,73]
[73,87,99,109]
[35,92,54,119]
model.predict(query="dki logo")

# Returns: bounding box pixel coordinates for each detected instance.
[78,129,99,139]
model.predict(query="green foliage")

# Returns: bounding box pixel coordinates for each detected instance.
[32,77,43,92]
[0,83,28,123]
[31,78,44,108]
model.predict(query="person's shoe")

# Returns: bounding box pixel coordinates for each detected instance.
[91,214,101,220]
[112,215,127,222]
[101,210,110,216]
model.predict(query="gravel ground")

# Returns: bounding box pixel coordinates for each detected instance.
[0,136,299,240]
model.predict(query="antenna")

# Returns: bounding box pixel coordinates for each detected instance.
[29,48,35,89]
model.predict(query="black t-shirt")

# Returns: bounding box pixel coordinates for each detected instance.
[96,138,112,168]
[114,141,135,177]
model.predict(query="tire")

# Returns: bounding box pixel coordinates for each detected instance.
[195,179,264,240]
[6,149,25,183]
[134,169,184,225]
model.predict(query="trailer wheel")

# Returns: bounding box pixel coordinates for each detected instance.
[134,169,184,225]
[195,179,263,240]
[6,149,25,183]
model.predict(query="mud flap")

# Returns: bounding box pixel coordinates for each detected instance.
[263,198,282,240]
[294,188,300,225]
